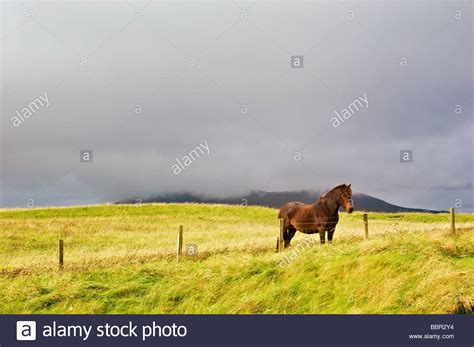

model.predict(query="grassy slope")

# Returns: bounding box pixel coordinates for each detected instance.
[0,204,473,314]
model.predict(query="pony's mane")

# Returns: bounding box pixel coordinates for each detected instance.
[320,184,346,198]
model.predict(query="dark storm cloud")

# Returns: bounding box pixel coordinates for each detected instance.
[1,1,472,211]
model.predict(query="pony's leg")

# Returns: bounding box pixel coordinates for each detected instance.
[327,227,335,243]
[319,228,326,244]
[284,227,297,248]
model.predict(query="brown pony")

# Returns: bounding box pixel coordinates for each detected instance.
[278,184,353,247]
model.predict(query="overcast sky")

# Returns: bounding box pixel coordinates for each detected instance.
[1,0,472,211]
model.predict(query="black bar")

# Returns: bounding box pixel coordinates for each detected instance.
[2,314,472,347]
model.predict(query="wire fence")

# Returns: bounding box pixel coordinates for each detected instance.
[1,207,472,274]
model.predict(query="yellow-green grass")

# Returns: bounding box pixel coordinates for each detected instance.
[0,204,473,314]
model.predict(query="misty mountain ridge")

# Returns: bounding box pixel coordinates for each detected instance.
[117,190,445,213]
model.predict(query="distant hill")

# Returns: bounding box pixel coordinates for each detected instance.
[117,190,445,213]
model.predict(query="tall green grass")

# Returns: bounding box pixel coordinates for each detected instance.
[0,204,472,314]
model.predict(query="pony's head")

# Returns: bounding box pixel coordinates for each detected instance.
[339,184,353,213]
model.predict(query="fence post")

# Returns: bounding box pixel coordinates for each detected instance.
[450,208,455,234]
[59,239,64,269]
[363,213,369,239]
[279,218,285,252]
[177,225,183,262]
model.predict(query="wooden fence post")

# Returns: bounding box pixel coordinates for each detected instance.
[278,218,285,252]
[59,239,64,269]
[450,208,455,234]
[177,225,183,262]
[363,213,369,239]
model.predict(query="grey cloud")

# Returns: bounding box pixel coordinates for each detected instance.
[1,1,472,211]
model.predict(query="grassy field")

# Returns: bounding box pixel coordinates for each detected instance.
[0,203,473,314]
